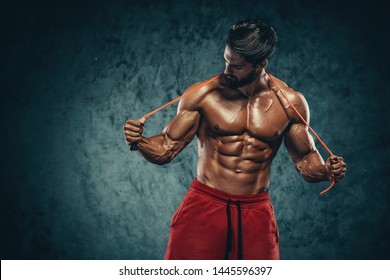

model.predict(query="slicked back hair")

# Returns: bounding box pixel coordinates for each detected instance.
[227,20,277,66]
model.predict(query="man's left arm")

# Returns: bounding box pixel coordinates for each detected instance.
[284,93,346,183]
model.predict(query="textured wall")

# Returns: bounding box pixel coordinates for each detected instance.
[1,0,389,259]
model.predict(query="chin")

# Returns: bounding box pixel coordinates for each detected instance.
[225,81,240,89]
[224,77,240,88]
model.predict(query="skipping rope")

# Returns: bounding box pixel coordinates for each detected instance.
[132,72,336,195]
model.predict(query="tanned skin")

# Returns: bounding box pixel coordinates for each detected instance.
[124,45,346,195]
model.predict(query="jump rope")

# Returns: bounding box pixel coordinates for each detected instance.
[133,72,336,195]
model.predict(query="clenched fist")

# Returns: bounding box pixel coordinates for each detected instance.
[123,117,146,146]
[325,155,347,183]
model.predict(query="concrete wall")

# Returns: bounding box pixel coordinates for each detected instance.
[1,0,389,259]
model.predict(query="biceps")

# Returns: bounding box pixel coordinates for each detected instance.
[163,109,200,143]
[284,123,316,163]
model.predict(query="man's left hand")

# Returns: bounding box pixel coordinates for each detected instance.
[325,155,347,183]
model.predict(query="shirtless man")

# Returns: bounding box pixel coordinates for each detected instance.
[124,20,346,260]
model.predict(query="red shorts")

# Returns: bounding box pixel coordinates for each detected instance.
[164,178,280,260]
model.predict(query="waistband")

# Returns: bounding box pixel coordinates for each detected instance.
[190,178,270,204]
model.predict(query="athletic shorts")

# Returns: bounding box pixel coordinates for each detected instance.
[164,178,280,260]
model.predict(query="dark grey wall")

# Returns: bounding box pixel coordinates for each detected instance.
[1,0,389,259]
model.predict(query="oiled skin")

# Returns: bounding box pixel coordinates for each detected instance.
[124,47,346,195]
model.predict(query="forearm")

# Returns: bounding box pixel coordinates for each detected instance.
[136,133,190,165]
[295,150,329,183]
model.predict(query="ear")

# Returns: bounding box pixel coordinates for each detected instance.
[257,59,268,68]
[255,59,268,74]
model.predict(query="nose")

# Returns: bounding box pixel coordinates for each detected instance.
[224,63,233,75]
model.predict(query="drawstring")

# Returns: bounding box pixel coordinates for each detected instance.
[237,201,242,260]
[224,199,243,260]
[224,199,232,259]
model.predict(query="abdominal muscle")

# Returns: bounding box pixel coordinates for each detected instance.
[196,133,282,195]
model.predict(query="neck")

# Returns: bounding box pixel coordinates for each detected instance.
[239,69,269,97]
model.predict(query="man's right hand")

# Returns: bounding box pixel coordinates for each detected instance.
[123,117,146,146]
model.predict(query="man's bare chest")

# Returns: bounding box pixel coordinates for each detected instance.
[201,92,290,141]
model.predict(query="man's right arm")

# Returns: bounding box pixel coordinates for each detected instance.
[124,84,205,165]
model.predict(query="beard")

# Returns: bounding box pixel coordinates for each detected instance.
[224,69,258,89]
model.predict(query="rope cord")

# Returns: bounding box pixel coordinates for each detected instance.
[265,71,335,195]
[139,72,336,195]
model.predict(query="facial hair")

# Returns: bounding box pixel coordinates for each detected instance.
[224,69,258,89]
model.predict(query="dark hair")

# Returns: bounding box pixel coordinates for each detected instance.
[227,20,277,65]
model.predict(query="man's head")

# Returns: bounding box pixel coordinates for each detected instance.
[224,20,277,88]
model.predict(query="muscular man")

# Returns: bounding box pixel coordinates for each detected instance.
[124,20,346,260]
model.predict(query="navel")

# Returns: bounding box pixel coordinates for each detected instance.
[214,124,219,130]
[235,169,242,173]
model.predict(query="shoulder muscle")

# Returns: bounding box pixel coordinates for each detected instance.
[177,77,223,113]
[268,74,310,123]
